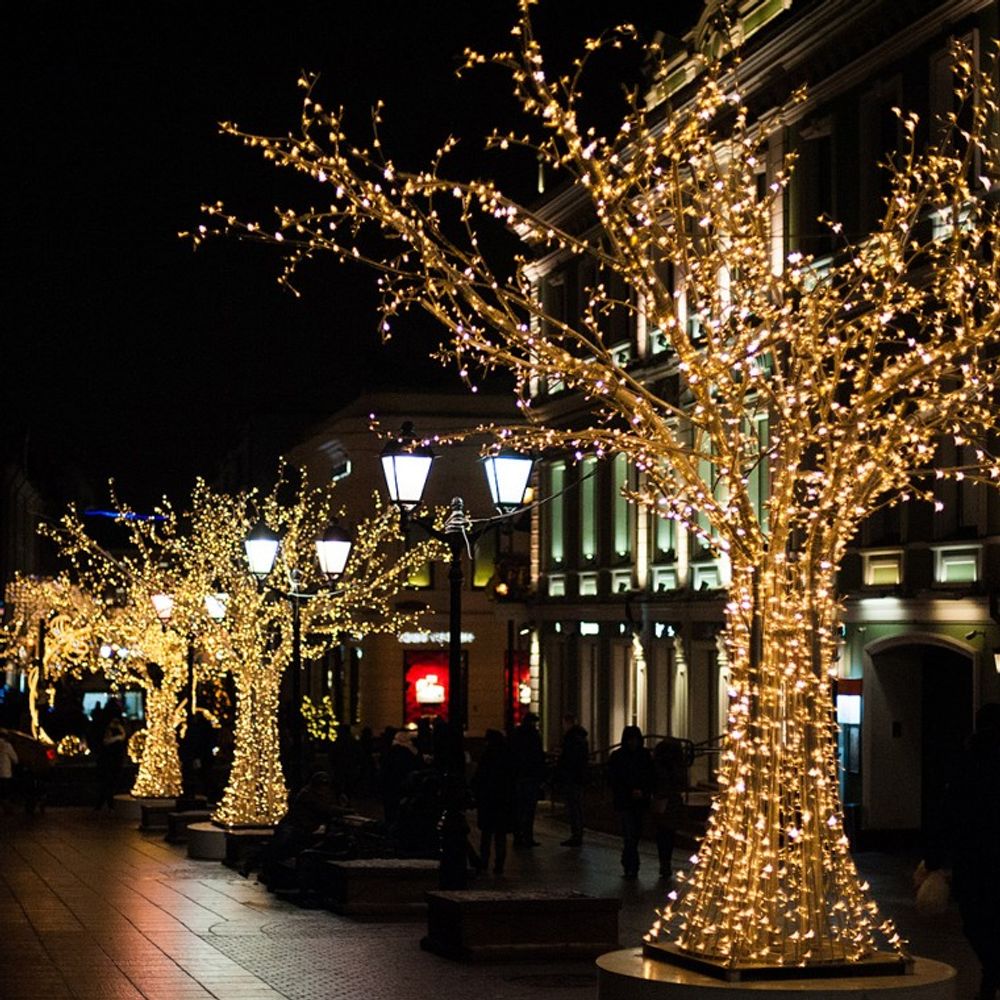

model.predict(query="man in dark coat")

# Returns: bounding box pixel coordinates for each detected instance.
[651,738,688,881]
[608,725,654,879]
[556,714,589,847]
[510,713,546,848]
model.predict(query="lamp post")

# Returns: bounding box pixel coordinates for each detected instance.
[243,520,353,793]
[380,423,534,888]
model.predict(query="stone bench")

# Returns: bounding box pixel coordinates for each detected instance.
[139,800,177,830]
[323,858,441,919]
[114,794,175,823]
[187,821,226,860]
[223,826,275,870]
[165,810,212,843]
[421,890,620,961]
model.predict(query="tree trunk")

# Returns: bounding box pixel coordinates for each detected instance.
[131,685,183,799]
[213,668,287,827]
[651,561,904,965]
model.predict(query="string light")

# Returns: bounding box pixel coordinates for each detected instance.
[169,471,443,828]
[193,7,1000,966]
[301,694,340,743]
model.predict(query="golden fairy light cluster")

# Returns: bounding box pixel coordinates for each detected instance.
[1,575,106,742]
[31,472,440,823]
[301,694,340,744]
[196,1,999,965]
[167,471,442,827]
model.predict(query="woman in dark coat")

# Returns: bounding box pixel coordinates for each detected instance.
[608,725,654,879]
[471,729,515,875]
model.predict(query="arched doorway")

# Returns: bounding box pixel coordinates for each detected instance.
[862,637,974,836]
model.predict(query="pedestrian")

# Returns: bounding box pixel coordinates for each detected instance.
[381,729,422,829]
[179,710,216,802]
[242,771,339,881]
[510,712,546,848]
[0,732,19,814]
[608,724,654,879]
[651,738,688,881]
[925,702,1000,1000]
[94,713,126,810]
[556,713,589,847]
[471,729,515,875]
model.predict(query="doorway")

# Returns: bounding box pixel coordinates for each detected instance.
[863,641,973,834]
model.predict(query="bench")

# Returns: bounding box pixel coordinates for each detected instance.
[165,810,213,843]
[139,800,177,830]
[223,826,275,870]
[421,890,620,960]
[323,858,441,919]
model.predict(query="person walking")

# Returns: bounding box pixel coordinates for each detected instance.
[925,702,1000,1000]
[608,725,654,879]
[470,729,515,875]
[0,733,18,814]
[651,737,688,881]
[556,713,589,847]
[510,712,546,848]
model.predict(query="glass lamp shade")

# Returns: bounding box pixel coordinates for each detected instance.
[316,525,353,580]
[482,450,534,512]
[245,521,280,579]
[204,593,229,621]
[380,426,435,508]
[151,593,174,622]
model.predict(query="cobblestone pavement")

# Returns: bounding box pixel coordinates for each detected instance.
[0,804,981,1000]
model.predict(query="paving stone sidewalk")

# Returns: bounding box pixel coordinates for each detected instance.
[0,804,981,999]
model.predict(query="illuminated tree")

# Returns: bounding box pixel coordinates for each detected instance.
[180,474,443,828]
[1,575,104,742]
[44,499,216,798]
[198,5,1000,968]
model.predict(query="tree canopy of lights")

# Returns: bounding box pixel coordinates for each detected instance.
[198,2,1000,967]
[1,575,106,743]
[174,473,443,828]
[42,493,228,799]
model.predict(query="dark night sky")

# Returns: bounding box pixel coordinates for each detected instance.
[7,0,702,510]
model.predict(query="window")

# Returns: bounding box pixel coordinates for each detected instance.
[934,546,980,585]
[862,550,902,587]
[472,532,498,589]
[653,566,678,592]
[692,563,721,590]
[547,462,566,565]
[796,117,835,257]
[580,457,598,561]
[579,572,599,597]
[611,568,633,594]
[547,574,566,597]
[407,561,434,589]
[612,454,633,559]
[655,510,676,558]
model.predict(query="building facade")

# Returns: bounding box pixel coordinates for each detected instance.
[287,391,535,739]
[525,0,1000,837]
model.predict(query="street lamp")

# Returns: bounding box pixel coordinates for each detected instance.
[242,519,354,792]
[380,425,534,888]
[149,592,197,735]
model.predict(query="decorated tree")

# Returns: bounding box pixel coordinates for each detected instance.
[1,575,105,742]
[179,473,443,828]
[44,498,220,798]
[197,5,1000,967]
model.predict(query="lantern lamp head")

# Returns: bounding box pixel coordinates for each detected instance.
[244,520,280,580]
[380,422,435,509]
